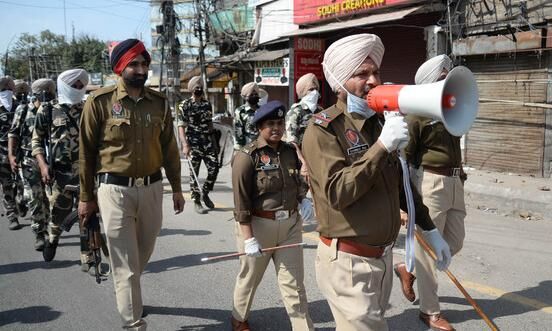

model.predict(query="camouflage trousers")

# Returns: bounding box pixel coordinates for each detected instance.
[21,156,50,234]
[188,146,220,202]
[48,165,79,240]
[0,160,17,222]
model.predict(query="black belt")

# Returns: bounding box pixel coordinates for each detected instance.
[97,171,162,187]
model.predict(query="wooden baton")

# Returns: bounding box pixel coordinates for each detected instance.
[415,231,500,331]
[201,242,305,262]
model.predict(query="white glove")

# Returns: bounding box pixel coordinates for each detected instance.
[422,229,452,271]
[378,115,409,152]
[299,198,314,222]
[244,237,262,257]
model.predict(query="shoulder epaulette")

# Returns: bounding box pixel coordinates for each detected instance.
[311,105,343,128]
[241,141,258,155]
[88,85,117,100]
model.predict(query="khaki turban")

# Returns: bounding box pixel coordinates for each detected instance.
[322,34,385,92]
[188,76,203,91]
[241,82,259,97]
[31,78,56,95]
[0,76,15,91]
[14,79,30,94]
[415,54,453,84]
[295,73,319,99]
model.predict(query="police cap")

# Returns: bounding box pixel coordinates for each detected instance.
[253,100,286,125]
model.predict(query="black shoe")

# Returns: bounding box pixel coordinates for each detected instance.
[34,233,46,251]
[194,202,207,214]
[202,195,215,209]
[43,238,59,262]
[8,219,21,230]
[17,201,28,218]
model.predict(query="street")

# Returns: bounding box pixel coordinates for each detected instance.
[1,162,551,331]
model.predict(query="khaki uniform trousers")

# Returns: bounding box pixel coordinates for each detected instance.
[316,239,393,331]
[233,212,314,331]
[414,171,466,315]
[98,180,163,331]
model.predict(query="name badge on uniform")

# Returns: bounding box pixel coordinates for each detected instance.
[259,154,279,171]
[112,102,124,118]
[345,129,369,155]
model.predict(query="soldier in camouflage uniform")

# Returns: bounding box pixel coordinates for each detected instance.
[285,73,323,180]
[32,69,91,265]
[0,76,21,230]
[177,76,219,214]
[233,82,260,150]
[8,79,56,250]
[11,80,30,222]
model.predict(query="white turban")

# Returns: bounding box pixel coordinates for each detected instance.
[415,55,453,84]
[322,34,385,92]
[57,69,89,105]
[258,88,268,105]
[241,82,259,98]
[188,76,202,91]
[295,73,319,99]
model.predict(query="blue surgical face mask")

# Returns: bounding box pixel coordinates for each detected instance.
[325,66,375,119]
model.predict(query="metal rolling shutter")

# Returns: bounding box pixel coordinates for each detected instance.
[464,53,548,176]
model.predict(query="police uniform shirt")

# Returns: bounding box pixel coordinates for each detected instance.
[302,99,435,246]
[405,115,463,168]
[232,136,307,224]
[79,79,181,202]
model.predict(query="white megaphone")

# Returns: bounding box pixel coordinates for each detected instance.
[366,66,479,137]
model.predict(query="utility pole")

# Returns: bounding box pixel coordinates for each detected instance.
[194,0,208,100]
[159,1,181,110]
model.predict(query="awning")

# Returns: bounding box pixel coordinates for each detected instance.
[242,49,289,62]
[282,6,422,37]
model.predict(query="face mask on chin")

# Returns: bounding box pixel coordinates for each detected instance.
[325,67,375,119]
[301,90,320,112]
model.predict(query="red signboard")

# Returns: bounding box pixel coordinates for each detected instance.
[294,0,415,25]
[293,37,325,102]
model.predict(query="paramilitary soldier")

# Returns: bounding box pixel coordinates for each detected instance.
[8,78,56,250]
[394,54,467,331]
[177,76,219,214]
[285,73,323,180]
[231,100,314,331]
[32,69,91,265]
[233,82,260,151]
[302,34,452,330]
[0,76,21,230]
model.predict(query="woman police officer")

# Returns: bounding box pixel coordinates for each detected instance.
[230,100,314,331]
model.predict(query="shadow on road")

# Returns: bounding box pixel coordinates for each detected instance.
[159,228,212,237]
[392,280,552,330]
[0,259,79,275]
[145,252,233,273]
[144,299,333,330]
[0,305,62,327]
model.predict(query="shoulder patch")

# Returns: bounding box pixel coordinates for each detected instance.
[146,87,167,99]
[312,105,343,128]
[89,85,117,99]
[241,141,258,154]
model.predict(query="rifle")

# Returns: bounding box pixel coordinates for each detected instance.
[81,213,103,284]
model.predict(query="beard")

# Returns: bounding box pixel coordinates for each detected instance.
[124,73,148,88]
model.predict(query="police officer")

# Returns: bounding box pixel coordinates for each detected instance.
[32,69,90,263]
[177,76,219,214]
[231,100,314,331]
[394,55,467,331]
[8,79,55,250]
[0,76,21,230]
[285,73,323,180]
[79,39,184,331]
[233,82,260,151]
[302,34,452,331]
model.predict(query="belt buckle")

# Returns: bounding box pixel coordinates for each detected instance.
[452,168,460,177]
[135,177,145,187]
[275,210,289,221]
